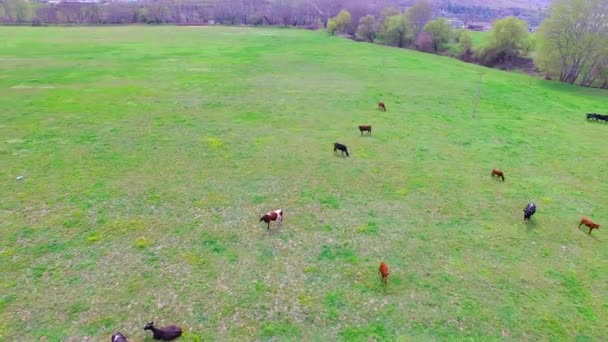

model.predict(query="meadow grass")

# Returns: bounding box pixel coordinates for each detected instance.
[1,26,607,341]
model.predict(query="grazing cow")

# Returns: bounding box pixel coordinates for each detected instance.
[260,209,284,230]
[379,261,389,285]
[586,113,599,121]
[378,101,386,111]
[358,125,372,135]
[579,217,600,234]
[491,168,505,181]
[334,142,349,157]
[111,332,128,342]
[597,114,608,123]
[523,203,536,222]
[144,322,182,341]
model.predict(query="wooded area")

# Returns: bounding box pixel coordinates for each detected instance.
[0,0,392,26]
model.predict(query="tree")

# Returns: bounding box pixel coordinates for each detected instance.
[1,0,31,23]
[478,16,529,64]
[598,60,608,89]
[535,0,608,86]
[406,0,433,36]
[355,14,377,42]
[104,3,138,24]
[307,0,345,28]
[458,29,473,57]
[327,9,351,35]
[342,0,370,35]
[423,18,451,52]
[84,4,102,24]
[380,6,399,27]
[414,31,433,52]
[383,14,410,48]
[327,17,338,34]
[146,1,170,23]
[14,0,31,23]
[0,2,7,23]
[375,6,399,42]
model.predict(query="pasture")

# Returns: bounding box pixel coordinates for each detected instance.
[1,26,607,341]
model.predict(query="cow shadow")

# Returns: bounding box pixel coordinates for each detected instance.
[577,227,600,239]
[524,219,537,231]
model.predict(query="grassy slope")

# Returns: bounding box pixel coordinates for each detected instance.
[0,26,607,341]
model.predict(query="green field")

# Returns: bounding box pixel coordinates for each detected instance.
[1,26,607,341]
[445,30,489,57]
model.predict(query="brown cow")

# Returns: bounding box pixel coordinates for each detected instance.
[358,125,372,135]
[378,101,386,111]
[379,261,389,285]
[579,217,600,234]
[491,168,505,181]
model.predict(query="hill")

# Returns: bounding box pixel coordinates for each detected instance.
[0,26,606,341]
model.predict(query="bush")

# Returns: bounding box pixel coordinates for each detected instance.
[458,30,473,55]
[355,15,377,42]
[327,10,351,35]
[327,19,338,35]
[481,16,529,64]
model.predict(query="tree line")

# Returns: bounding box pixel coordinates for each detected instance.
[1,0,606,88]
[329,0,607,89]
[0,0,394,26]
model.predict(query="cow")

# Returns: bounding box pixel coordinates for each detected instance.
[586,113,599,121]
[491,168,505,181]
[260,209,284,230]
[378,101,386,112]
[334,143,349,157]
[579,217,600,234]
[143,322,182,341]
[597,114,608,123]
[379,261,389,285]
[358,125,372,136]
[524,203,536,222]
[111,332,128,342]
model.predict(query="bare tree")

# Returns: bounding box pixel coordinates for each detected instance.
[406,0,433,36]
[536,0,608,86]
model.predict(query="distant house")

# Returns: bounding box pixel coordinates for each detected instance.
[61,0,104,3]
[466,23,492,31]
[447,19,464,29]
[466,24,484,31]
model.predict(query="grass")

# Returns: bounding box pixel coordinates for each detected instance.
[0,26,607,341]
[445,30,489,56]
[469,30,491,47]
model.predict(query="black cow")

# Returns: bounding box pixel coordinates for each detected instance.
[586,113,599,121]
[144,322,182,341]
[334,143,349,157]
[597,114,608,123]
[111,332,128,342]
[523,203,536,222]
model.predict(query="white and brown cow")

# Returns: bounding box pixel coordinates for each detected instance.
[260,209,284,230]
